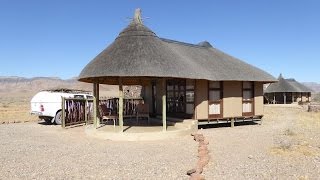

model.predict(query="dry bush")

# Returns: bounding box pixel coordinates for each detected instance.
[279,140,293,151]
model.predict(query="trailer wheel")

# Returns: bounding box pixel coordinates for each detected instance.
[54,111,62,125]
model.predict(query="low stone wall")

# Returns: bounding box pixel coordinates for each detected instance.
[187,132,210,180]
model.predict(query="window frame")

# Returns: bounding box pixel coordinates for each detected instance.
[185,79,195,115]
[208,81,223,119]
[242,81,254,116]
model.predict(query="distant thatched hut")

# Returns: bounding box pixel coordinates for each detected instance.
[264,74,312,104]
[78,9,276,130]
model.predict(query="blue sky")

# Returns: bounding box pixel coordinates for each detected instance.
[0,0,319,82]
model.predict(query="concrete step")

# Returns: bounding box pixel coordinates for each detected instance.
[85,123,197,141]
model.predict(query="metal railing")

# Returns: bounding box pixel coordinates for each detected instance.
[99,98,143,117]
[61,97,144,128]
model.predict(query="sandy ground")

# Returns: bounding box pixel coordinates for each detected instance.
[202,105,320,179]
[0,105,320,179]
[0,122,197,180]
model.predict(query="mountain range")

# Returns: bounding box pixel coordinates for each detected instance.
[0,76,119,97]
[302,82,320,93]
[0,76,319,96]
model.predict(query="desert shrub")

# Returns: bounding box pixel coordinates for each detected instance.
[279,140,292,150]
[2,103,9,108]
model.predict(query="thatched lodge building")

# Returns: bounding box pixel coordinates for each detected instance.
[264,74,312,104]
[78,9,276,131]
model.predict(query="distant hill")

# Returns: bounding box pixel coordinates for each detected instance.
[0,76,143,99]
[302,82,320,93]
[0,76,118,97]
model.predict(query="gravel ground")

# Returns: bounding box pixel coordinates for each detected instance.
[0,122,197,180]
[1,105,320,180]
[201,105,320,179]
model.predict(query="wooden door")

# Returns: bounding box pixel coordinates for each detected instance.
[166,79,186,116]
[208,81,223,119]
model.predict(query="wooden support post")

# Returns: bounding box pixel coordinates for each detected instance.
[119,78,124,132]
[93,83,100,128]
[309,92,311,102]
[93,96,97,128]
[61,97,65,128]
[292,92,294,103]
[84,100,87,125]
[283,93,286,104]
[231,117,234,128]
[162,93,167,132]
[162,79,166,132]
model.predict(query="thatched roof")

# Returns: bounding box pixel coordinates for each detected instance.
[78,10,276,85]
[265,74,312,93]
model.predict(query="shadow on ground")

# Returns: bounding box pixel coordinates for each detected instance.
[199,121,260,129]
[38,121,53,125]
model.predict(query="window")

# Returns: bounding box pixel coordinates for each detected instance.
[186,79,195,114]
[208,81,223,118]
[166,79,186,114]
[242,82,254,116]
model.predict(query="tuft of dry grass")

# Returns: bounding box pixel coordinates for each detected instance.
[279,140,293,150]
[298,176,310,180]
[271,143,318,157]
[284,128,296,136]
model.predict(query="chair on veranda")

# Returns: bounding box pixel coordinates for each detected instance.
[136,103,150,125]
[99,104,118,127]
